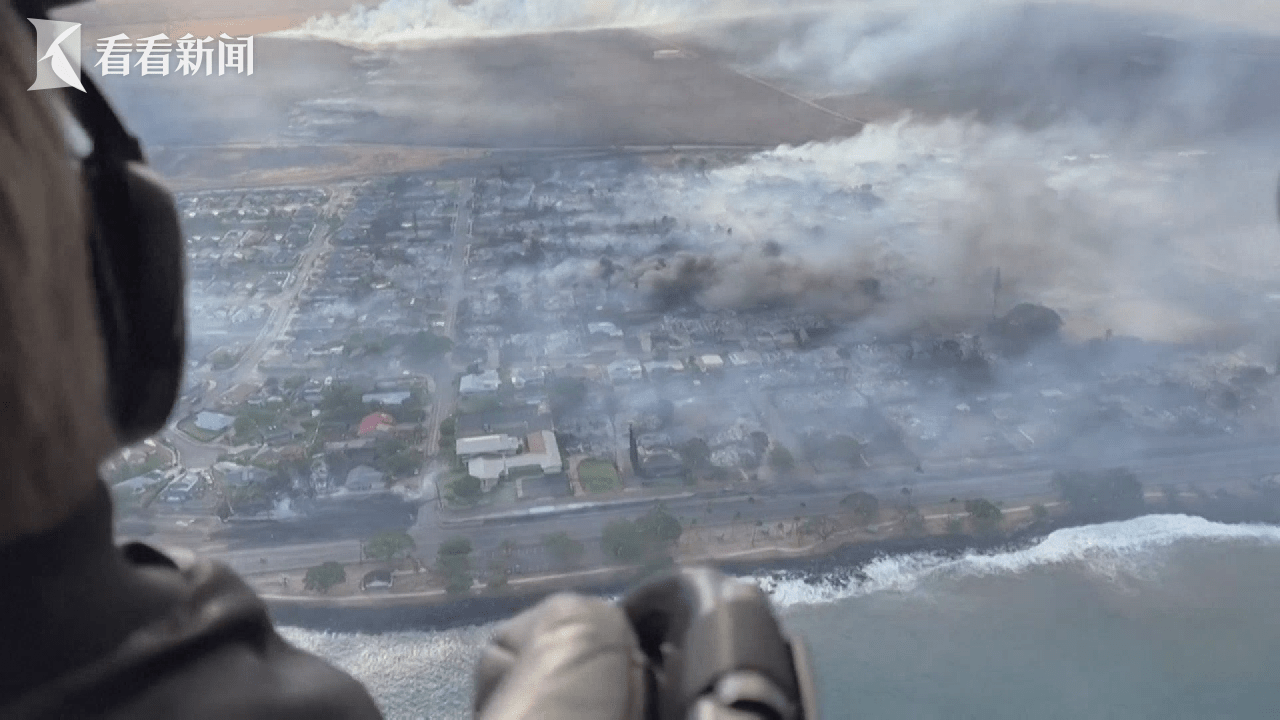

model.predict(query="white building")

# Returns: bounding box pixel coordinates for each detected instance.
[644,359,685,375]
[510,367,546,389]
[162,471,204,503]
[587,322,624,338]
[697,354,726,371]
[466,430,563,490]
[459,369,501,395]
[607,358,644,383]
[363,390,412,406]
[456,434,521,458]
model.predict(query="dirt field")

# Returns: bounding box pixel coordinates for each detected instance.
[90,27,862,154]
[153,144,487,191]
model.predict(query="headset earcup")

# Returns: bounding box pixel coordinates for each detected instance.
[90,161,186,446]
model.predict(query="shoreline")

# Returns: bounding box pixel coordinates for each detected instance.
[267,488,1280,634]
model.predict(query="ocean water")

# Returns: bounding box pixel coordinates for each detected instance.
[282,515,1280,720]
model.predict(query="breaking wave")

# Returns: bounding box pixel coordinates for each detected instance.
[278,515,1280,719]
[758,514,1280,608]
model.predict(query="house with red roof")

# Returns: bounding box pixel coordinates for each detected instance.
[357,411,395,437]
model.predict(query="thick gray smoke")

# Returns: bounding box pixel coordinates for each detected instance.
[711,2,1280,140]
[590,2,1280,345]
[628,247,881,316]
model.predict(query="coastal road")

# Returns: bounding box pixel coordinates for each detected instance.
[424,178,474,462]
[424,437,1280,555]
[189,436,1280,573]
[208,539,363,576]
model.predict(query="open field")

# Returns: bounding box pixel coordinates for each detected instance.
[577,459,623,494]
[153,144,487,191]
[92,27,864,154]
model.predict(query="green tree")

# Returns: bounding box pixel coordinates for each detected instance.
[233,415,258,439]
[449,474,483,502]
[542,532,585,570]
[445,572,473,595]
[768,445,795,472]
[840,491,880,527]
[678,438,712,473]
[601,519,647,563]
[636,505,682,545]
[209,349,239,371]
[486,558,510,591]
[965,498,1003,534]
[439,537,472,556]
[374,437,420,478]
[1031,503,1050,523]
[365,531,415,563]
[320,383,370,425]
[437,537,473,595]
[828,434,864,466]
[945,516,966,535]
[303,561,346,593]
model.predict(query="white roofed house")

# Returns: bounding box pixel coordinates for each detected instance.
[697,354,725,371]
[509,366,546,389]
[345,465,385,491]
[607,358,644,383]
[459,369,501,395]
[587,322,624,338]
[455,434,520,458]
[644,359,685,376]
[466,430,563,492]
[362,391,412,406]
[162,471,204,504]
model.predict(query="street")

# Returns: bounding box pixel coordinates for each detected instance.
[424,178,474,462]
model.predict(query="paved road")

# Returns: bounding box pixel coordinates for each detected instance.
[168,431,226,469]
[424,178,474,462]
[209,539,363,576]
[209,186,350,397]
[419,438,1280,555]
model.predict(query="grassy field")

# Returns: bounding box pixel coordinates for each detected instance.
[578,459,622,494]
